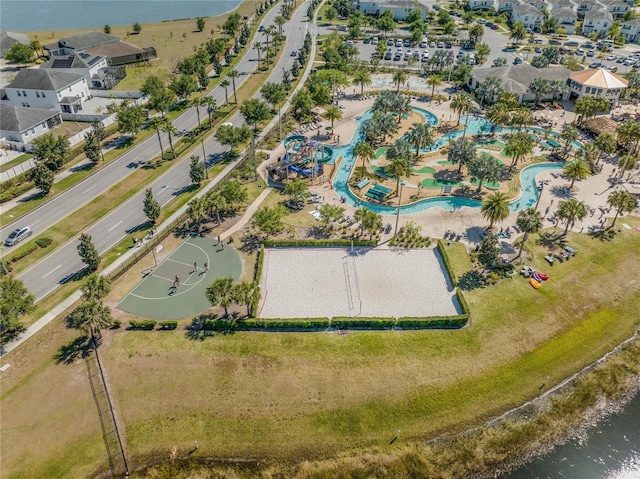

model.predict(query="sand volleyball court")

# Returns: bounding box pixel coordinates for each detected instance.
[258,247,460,319]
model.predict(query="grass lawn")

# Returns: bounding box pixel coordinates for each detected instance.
[2,218,639,477]
[0,154,33,173]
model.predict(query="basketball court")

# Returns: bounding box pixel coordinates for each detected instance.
[117,236,242,320]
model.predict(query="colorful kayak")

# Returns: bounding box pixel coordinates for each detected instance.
[538,273,549,281]
[529,277,541,289]
[533,273,542,282]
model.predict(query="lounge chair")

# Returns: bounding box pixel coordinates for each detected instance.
[544,255,555,265]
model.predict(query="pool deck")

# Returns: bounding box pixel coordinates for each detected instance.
[260,79,638,248]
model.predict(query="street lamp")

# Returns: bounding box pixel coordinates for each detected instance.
[200,139,208,179]
[394,182,404,236]
[534,180,544,210]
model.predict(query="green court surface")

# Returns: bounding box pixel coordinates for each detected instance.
[374,147,388,159]
[413,166,436,174]
[117,236,241,320]
[436,160,455,165]
[421,178,462,189]
[470,179,501,190]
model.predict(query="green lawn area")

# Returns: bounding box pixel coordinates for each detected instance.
[413,166,436,174]
[0,153,33,173]
[3,220,639,478]
[438,240,472,284]
[421,178,462,188]
[470,178,501,190]
[374,147,388,159]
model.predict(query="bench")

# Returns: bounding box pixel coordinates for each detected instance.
[355,178,370,190]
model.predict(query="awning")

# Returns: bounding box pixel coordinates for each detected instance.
[547,139,560,148]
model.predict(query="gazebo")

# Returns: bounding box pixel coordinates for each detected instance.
[567,68,628,107]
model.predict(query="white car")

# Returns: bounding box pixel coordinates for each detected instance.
[623,58,635,66]
[372,37,378,45]
[607,55,616,61]
[422,51,430,61]
[4,226,32,247]
[395,39,403,47]
[404,49,411,60]
[429,41,436,48]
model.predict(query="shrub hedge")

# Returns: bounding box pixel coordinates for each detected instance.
[129,320,157,330]
[158,320,178,330]
[35,237,53,248]
[436,239,457,287]
[263,239,377,247]
[10,243,38,263]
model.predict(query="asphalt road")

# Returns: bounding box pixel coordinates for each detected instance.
[14,0,314,301]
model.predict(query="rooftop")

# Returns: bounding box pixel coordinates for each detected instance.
[569,68,628,89]
[57,31,119,50]
[7,69,85,91]
[512,3,543,15]
[584,9,613,21]
[472,64,571,95]
[0,104,59,133]
[40,52,105,70]
[86,42,144,58]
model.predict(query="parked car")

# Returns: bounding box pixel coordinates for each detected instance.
[535,47,542,53]
[576,48,585,55]
[616,56,625,63]
[429,41,436,48]
[587,50,595,57]
[395,39,403,47]
[413,50,421,59]
[485,22,495,28]
[446,42,453,49]
[4,226,32,247]
[422,52,430,61]
[291,50,297,56]
[394,51,402,60]
[513,56,523,65]
[564,40,579,47]
[623,58,635,66]
[490,24,499,30]
[549,39,562,45]
[404,38,411,47]
[404,49,411,60]
[372,37,379,45]
[387,39,394,46]
[385,50,392,60]
[363,37,370,44]
[477,18,486,24]
[437,41,445,48]
[533,38,544,44]
[607,54,616,61]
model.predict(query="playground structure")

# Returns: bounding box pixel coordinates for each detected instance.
[268,136,334,183]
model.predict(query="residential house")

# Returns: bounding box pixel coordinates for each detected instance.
[0,104,62,143]
[530,0,548,13]
[621,18,640,43]
[552,7,578,34]
[39,51,126,89]
[0,31,30,58]
[44,31,120,57]
[596,0,630,20]
[547,0,574,9]
[496,0,519,13]
[575,0,599,17]
[357,0,428,20]
[568,68,628,106]
[86,42,157,66]
[468,64,571,103]
[468,0,496,11]
[4,69,90,113]
[582,9,614,37]
[511,4,544,30]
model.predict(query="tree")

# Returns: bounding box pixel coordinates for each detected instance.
[515,208,543,259]
[261,82,286,138]
[509,21,526,44]
[215,124,252,155]
[68,299,113,340]
[322,105,343,130]
[31,161,54,195]
[252,205,286,238]
[386,152,413,198]
[240,98,271,180]
[481,192,510,229]
[448,137,477,174]
[325,6,337,24]
[426,74,443,98]
[234,280,261,317]
[352,68,372,96]
[162,122,177,158]
[186,197,206,232]
[476,76,503,106]
[148,117,167,157]
[82,273,111,302]
[203,96,217,127]
[376,10,396,37]
[32,133,70,171]
[549,79,568,101]
[204,192,226,225]
[4,42,34,65]
[222,12,241,38]
[83,131,102,165]
[143,188,161,224]
[104,24,112,34]
[132,22,142,34]
[451,93,473,127]
[392,69,407,92]
[283,178,309,203]
[607,190,636,227]
[475,43,491,64]
[0,275,35,344]
[169,74,198,102]
[617,120,640,154]
[468,153,501,192]
[531,55,550,68]
[353,140,374,179]
[219,179,248,211]
[529,78,550,104]
[228,70,239,104]
[469,24,485,45]
[116,104,145,138]
[477,233,499,270]
[220,79,231,104]
[77,233,100,271]
[317,204,346,233]
[406,122,432,159]
[560,125,579,156]
[594,132,617,155]
[617,155,638,179]
[557,198,588,235]
[206,277,236,316]
[197,17,205,32]
[563,159,591,190]
[189,155,206,185]
[354,207,383,238]
[504,131,534,169]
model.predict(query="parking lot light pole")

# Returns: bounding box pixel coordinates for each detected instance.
[394,182,404,236]
[200,139,208,179]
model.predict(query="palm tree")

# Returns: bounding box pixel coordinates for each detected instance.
[560,125,579,157]
[148,116,167,157]
[221,79,231,104]
[322,105,342,129]
[563,158,591,190]
[557,198,588,235]
[206,277,235,317]
[353,140,375,179]
[234,280,261,317]
[607,190,636,227]
[161,122,177,158]
[448,137,477,174]
[617,154,638,179]
[576,143,600,168]
[82,273,111,302]
[486,102,510,130]
[481,192,510,229]
[594,132,617,156]
[186,197,206,232]
[203,96,217,127]
[69,300,113,340]
[394,93,411,125]
[254,41,262,63]
[504,131,534,169]
[354,207,382,238]
[191,96,203,127]
[228,70,239,104]
[392,69,407,92]
[386,147,412,197]
[451,93,473,127]
[406,123,433,159]
[352,68,372,96]
[549,79,568,101]
[528,78,550,104]
[617,120,640,154]
[476,76,503,106]
[426,74,443,98]
[205,192,227,225]
[515,207,543,259]
[468,152,501,192]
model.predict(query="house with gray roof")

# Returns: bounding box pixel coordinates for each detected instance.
[511,4,544,30]
[0,104,62,143]
[468,64,572,103]
[468,0,496,11]
[44,31,120,57]
[358,0,428,20]
[496,0,519,13]
[4,69,90,113]
[553,7,578,34]
[596,0,630,20]
[575,0,599,17]
[582,9,614,36]
[621,18,640,43]
[39,51,126,89]
[0,31,30,58]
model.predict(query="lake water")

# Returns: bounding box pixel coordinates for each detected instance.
[1,0,243,32]
[501,390,640,479]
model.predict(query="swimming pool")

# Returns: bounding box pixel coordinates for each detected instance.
[331,107,567,215]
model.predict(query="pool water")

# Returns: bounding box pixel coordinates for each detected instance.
[330,107,566,216]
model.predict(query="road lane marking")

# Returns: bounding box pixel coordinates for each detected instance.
[108,220,123,232]
[43,265,62,278]
[82,185,96,194]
